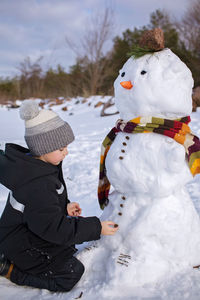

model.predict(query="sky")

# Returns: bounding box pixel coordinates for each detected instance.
[0,0,191,78]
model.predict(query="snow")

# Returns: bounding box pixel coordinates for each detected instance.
[1,99,200,299]
[1,92,200,298]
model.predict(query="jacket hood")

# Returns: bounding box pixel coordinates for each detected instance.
[0,143,60,191]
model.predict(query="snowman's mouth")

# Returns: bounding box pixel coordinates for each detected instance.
[120,81,133,90]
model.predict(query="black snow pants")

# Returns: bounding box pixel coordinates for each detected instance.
[10,256,85,292]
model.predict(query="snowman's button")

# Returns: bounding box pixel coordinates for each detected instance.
[122,142,127,146]
[120,204,124,208]
[118,212,122,216]
[125,136,130,140]
[119,156,124,160]
[121,196,126,200]
[121,149,125,153]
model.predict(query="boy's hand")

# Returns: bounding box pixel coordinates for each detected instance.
[67,202,82,216]
[101,221,119,235]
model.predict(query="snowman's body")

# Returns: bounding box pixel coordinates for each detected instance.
[77,49,200,289]
[99,133,200,285]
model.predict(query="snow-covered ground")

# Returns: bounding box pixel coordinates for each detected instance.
[1,97,200,299]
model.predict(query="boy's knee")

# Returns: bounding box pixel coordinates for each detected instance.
[53,257,85,292]
[72,257,85,277]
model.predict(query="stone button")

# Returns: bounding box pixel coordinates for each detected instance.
[121,196,126,200]
[121,149,125,153]
[122,142,127,146]
[119,156,124,160]
[125,136,130,140]
[120,204,124,208]
[118,212,122,216]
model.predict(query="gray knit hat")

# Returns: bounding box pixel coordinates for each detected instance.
[19,100,75,156]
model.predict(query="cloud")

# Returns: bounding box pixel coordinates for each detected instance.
[114,0,190,33]
[0,0,191,77]
[0,0,89,75]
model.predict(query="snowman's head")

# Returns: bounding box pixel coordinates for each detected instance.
[114,48,193,120]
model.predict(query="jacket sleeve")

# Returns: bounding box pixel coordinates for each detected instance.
[22,180,102,246]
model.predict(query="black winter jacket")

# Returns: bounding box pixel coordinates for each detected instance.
[0,143,101,273]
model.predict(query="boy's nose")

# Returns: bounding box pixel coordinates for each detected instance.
[64,148,68,156]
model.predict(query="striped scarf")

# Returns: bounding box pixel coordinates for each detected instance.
[98,116,200,209]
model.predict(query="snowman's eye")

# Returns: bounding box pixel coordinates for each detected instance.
[121,72,125,77]
[141,70,147,75]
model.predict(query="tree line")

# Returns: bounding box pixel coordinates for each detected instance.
[0,1,200,103]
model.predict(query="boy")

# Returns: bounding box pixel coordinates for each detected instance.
[0,100,118,292]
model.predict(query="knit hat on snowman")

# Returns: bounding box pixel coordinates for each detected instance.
[19,100,74,156]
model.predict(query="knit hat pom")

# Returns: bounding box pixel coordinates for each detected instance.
[20,100,40,121]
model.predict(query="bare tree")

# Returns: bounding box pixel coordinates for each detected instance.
[178,0,200,53]
[66,6,115,96]
[17,56,44,98]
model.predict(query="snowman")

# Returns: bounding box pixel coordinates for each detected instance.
[76,29,200,292]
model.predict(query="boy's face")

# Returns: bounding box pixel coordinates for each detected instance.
[38,146,68,165]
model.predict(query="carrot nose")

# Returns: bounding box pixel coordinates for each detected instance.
[120,81,133,90]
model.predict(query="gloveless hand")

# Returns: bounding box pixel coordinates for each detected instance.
[67,202,82,216]
[101,221,119,235]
